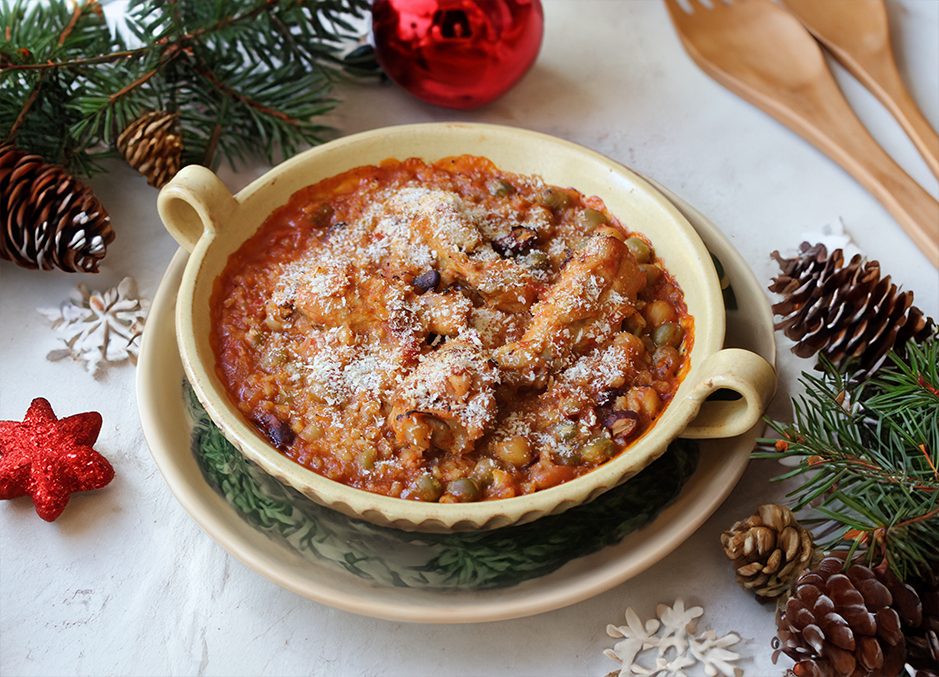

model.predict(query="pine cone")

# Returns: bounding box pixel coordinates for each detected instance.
[905,564,939,677]
[722,504,817,601]
[773,555,922,677]
[769,242,934,377]
[0,144,114,273]
[117,111,183,189]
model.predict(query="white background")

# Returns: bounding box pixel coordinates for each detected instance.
[1,1,937,675]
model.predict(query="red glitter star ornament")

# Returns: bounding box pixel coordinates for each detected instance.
[0,398,114,521]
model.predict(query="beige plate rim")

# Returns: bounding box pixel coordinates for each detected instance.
[136,177,776,624]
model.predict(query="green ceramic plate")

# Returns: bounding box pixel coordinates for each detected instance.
[137,179,775,622]
[186,382,699,590]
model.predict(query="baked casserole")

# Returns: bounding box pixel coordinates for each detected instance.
[211,155,692,503]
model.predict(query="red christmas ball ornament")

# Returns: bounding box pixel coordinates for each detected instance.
[372,0,544,110]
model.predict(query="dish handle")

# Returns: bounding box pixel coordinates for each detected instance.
[680,348,777,439]
[157,165,238,253]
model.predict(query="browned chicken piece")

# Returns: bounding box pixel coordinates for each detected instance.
[536,331,646,422]
[416,289,474,337]
[388,188,539,313]
[268,261,363,329]
[267,261,471,339]
[389,336,500,455]
[494,233,646,387]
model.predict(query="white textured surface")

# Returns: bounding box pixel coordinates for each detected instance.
[1,1,937,676]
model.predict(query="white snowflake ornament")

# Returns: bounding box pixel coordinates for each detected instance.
[604,607,663,672]
[39,277,150,377]
[604,600,742,677]
[690,629,743,677]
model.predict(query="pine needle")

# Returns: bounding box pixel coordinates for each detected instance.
[1,0,376,175]
[757,330,939,580]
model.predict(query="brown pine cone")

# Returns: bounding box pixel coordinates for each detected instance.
[774,555,921,677]
[769,242,933,377]
[0,144,114,273]
[117,110,183,189]
[905,563,939,677]
[722,504,817,601]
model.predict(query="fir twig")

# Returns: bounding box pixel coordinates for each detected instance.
[1,0,376,176]
[756,330,939,580]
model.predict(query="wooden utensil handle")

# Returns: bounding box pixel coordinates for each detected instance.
[771,77,939,268]
[835,44,939,180]
[885,83,939,180]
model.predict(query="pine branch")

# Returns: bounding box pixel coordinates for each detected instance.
[1,0,122,171]
[756,330,939,580]
[1,0,375,177]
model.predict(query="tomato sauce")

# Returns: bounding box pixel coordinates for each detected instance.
[211,156,692,502]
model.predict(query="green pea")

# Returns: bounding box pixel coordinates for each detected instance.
[580,437,618,464]
[471,458,497,487]
[652,322,684,348]
[537,188,571,211]
[521,250,551,271]
[625,236,653,264]
[553,421,578,442]
[554,446,582,466]
[261,348,289,369]
[446,477,482,502]
[410,473,443,502]
[489,178,515,197]
[579,208,609,231]
[622,313,646,336]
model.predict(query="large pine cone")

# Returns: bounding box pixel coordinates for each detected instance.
[774,555,923,677]
[722,504,817,601]
[905,564,939,677]
[769,243,933,377]
[117,111,183,189]
[0,144,114,273]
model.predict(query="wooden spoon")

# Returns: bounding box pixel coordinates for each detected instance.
[665,0,939,268]
[780,0,939,179]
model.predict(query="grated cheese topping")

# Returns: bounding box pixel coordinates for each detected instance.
[210,157,691,501]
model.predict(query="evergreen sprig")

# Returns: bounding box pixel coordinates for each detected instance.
[0,0,120,175]
[757,330,939,580]
[0,0,375,176]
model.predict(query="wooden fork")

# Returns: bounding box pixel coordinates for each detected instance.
[664,0,939,268]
